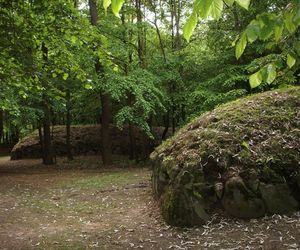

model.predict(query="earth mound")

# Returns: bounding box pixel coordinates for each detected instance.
[11,125,166,160]
[151,87,300,227]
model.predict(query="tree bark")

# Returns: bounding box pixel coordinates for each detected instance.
[0,110,3,143]
[135,0,146,68]
[66,85,73,160]
[162,111,170,140]
[88,0,112,165]
[121,10,138,161]
[43,103,54,165]
[38,125,44,160]
[41,42,54,165]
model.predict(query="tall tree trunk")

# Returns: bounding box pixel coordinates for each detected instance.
[66,85,73,160]
[100,93,112,164]
[135,0,151,160]
[41,42,54,165]
[151,0,167,63]
[88,0,112,165]
[43,103,54,165]
[38,124,44,160]
[136,0,145,68]
[122,9,138,161]
[162,111,170,140]
[0,110,3,144]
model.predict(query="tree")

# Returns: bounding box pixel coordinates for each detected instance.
[183,0,300,88]
[88,0,113,165]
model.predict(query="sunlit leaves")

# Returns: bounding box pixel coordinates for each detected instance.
[197,0,212,19]
[287,54,296,68]
[183,12,197,42]
[274,24,284,42]
[183,0,229,41]
[183,0,254,42]
[63,73,69,80]
[249,71,262,89]
[111,0,124,17]
[284,12,297,33]
[84,83,93,90]
[235,33,247,59]
[103,0,124,17]
[210,0,224,20]
[224,0,234,6]
[266,64,277,84]
[103,0,112,13]
[249,63,277,88]
[235,0,250,10]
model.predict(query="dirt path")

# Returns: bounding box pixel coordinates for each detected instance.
[0,156,299,250]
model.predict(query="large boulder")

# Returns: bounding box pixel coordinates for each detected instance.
[11,125,167,160]
[151,87,300,227]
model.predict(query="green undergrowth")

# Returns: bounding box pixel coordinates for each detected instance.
[58,171,146,190]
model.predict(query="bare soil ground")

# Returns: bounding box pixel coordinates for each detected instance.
[0,156,299,250]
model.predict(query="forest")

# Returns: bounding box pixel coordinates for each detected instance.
[0,0,299,249]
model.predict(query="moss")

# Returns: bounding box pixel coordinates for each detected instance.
[152,87,300,226]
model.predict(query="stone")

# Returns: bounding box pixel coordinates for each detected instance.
[151,87,300,226]
[259,182,299,214]
[222,177,266,218]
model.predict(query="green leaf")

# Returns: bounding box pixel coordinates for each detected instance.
[284,12,296,33]
[103,0,112,13]
[287,54,296,68]
[224,0,235,6]
[235,32,247,59]
[293,8,300,26]
[257,14,274,40]
[197,0,212,19]
[84,83,93,89]
[266,64,277,84]
[111,0,124,17]
[249,71,262,88]
[295,42,300,56]
[241,141,250,151]
[274,24,284,42]
[235,0,250,10]
[71,36,77,44]
[52,73,57,78]
[245,21,260,43]
[183,12,198,42]
[63,73,69,81]
[210,0,223,20]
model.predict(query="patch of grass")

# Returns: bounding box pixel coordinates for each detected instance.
[58,170,146,190]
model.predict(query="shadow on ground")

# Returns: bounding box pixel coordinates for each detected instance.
[0,156,299,249]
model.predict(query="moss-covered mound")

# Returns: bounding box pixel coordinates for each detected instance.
[11,125,166,160]
[151,87,300,227]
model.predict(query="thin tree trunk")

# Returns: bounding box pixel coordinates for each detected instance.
[38,125,44,160]
[41,42,54,165]
[152,1,167,63]
[100,93,112,164]
[0,110,3,144]
[136,0,145,68]
[135,0,150,160]
[43,104,54,165]
[162,111,170,140]
[88,0,112,165]
[122,9,138,161]
[66,86,73,160]
[233,5,241,31]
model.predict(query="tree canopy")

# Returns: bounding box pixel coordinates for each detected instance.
[0,0,299,164]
